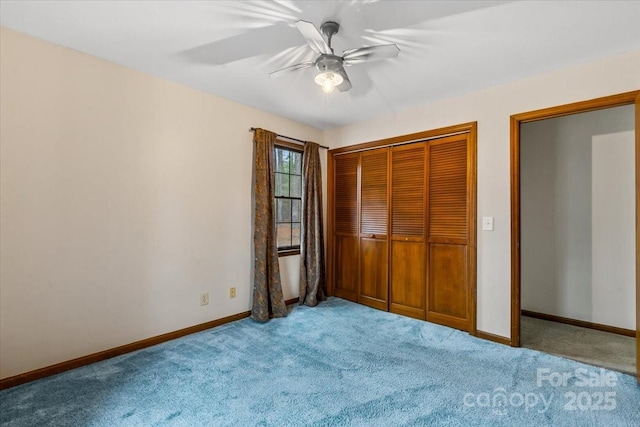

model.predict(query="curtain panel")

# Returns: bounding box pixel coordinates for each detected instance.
[252,128,287,321]
[299,142,327,306]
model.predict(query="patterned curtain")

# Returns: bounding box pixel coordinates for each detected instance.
[252,129,287,322]
[299,142,327,306]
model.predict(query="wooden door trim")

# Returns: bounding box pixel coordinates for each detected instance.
[424,138,432,323]
[636,91,640,384]
[510,90,640,383]
[467,123,478,336]
[386,145,393,312]
[328,122,477,155]
[357,153,362,302]
[511,91,639,124]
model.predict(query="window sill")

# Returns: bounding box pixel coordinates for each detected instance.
[278,248,301,257]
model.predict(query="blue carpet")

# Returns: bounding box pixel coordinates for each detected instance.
[1,297,639,426]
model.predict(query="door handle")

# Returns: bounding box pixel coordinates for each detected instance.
[369,234,376,239]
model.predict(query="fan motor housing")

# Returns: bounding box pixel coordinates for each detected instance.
[315,54,343,73]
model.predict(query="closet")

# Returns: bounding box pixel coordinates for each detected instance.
[328,124,476,332]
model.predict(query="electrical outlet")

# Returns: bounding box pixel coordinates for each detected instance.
[200,292,209,306]
[229,287,236,299]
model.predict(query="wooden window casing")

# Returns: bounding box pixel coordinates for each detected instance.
[274,141,303,256]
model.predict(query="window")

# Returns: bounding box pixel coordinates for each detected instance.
[274,144,303,255]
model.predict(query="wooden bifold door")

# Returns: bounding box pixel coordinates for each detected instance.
[328,124,476,333]
[332,152,359,302]
[426,135,472,330]
[359,148,389,310]
[390,142,426,319]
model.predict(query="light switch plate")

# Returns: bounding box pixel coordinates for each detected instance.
[482,216,494,231]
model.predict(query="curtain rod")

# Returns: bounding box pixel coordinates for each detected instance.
[249,128,329,150]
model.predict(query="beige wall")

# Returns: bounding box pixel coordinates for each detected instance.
[324,49,640,339]
[0,28,323,379]
[592,130,636,329]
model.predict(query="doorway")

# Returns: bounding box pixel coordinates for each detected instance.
[510,91,640,381]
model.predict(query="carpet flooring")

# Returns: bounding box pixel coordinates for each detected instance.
[521,315,636,376]
[1,297,639,426]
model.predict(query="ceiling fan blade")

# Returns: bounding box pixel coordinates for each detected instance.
[295,20,331,55]
[336,67,352,92]
[179,23,300,65]
[269,62,315,78]
[342,44,400,65]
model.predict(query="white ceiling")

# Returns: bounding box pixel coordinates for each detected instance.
[1,1,639,130]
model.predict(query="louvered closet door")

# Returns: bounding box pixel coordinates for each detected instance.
[359,147,389,310]
[333,153,359,302]
[426,134,471,331]
[390,143,426,319]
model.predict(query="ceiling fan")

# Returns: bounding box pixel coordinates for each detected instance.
[270,20,400,94]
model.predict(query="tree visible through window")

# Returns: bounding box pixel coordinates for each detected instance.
[274,145,303,252]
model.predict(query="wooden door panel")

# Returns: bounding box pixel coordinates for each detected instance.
[390,240,425,319]
[333,153,359,301]
[334,235,359,301]
[390,143,426,319]
[428,244,467,317]
[359,148,389,310]
[427,135,470,331]
[359,238,388,310]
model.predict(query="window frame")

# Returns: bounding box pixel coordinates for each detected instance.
[274,140,304,257]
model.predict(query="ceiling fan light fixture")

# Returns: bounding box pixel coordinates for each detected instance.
[314,71,343,94]
[269,20,398,93]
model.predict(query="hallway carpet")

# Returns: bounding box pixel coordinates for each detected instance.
[521,315,636,375]
[1,298,639,426]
